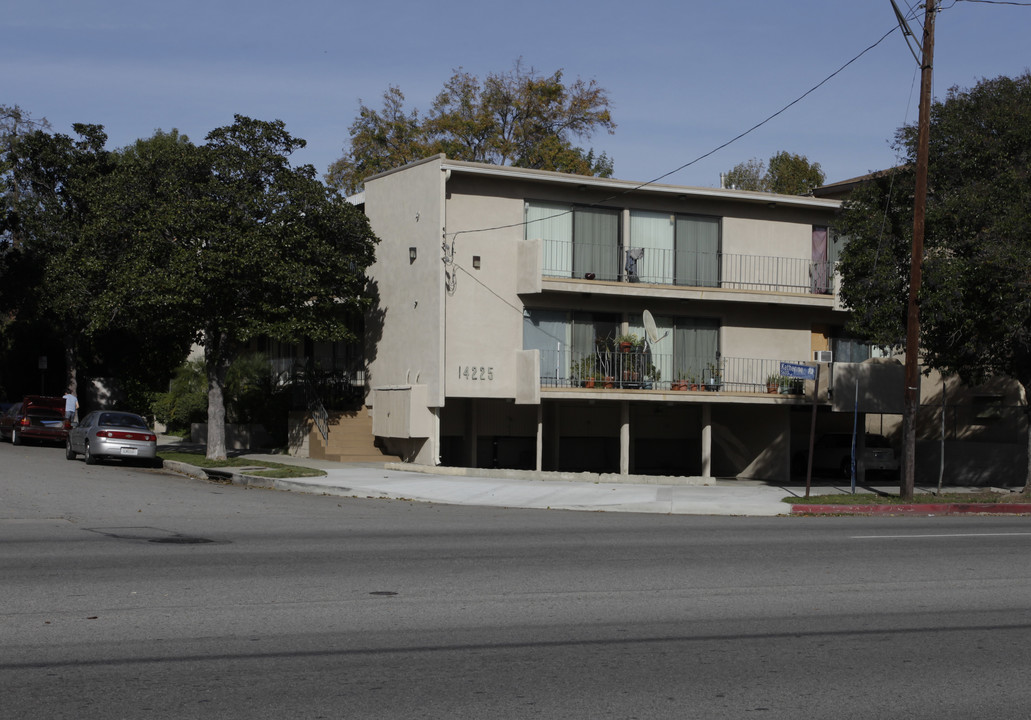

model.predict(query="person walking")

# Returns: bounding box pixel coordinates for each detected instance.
[62,389,78,422]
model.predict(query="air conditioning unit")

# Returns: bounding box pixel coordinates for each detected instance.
[814,350,833,362]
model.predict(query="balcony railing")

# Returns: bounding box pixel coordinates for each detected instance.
[542,348,808,395]
[542,240,834,295]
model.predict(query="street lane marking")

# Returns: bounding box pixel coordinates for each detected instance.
[852,532,1031,539]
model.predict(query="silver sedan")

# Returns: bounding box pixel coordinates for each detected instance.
[66,411,160,467]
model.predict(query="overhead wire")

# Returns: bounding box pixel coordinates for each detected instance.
[444,22,904,247]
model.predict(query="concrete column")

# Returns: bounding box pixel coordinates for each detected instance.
[535,404,543,472]
[701,403,712,478]
[620,401,630,475]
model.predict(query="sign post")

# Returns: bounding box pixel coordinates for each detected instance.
[781,362,819,497]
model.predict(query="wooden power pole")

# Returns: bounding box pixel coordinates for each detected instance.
[901,0,937,500]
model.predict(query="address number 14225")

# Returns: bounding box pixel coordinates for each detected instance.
[458,366,494,381]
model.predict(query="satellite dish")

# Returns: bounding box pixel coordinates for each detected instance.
[642,310,660,345]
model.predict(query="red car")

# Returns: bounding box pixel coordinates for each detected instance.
[0,396,71,445]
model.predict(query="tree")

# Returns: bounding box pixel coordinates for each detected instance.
[766,151,825,195]
[723,157,767,191]
[1,124,114,395]
[192,116,378,459]
[836,73,1031,489]
[324,86,427,196]
[723,152,825,195]
[328,61,615,194]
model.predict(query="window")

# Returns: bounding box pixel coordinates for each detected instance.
[526,201,620,281]
[628,211,720,287]
[627,314,720,384]
[523,310,618,385]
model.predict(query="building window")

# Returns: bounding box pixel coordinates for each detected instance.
[628,211,720,287]
[526,201,621,281]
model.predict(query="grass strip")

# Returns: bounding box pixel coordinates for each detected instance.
[786,491,1025,505]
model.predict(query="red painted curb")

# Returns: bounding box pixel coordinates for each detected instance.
[792,503,1031,515]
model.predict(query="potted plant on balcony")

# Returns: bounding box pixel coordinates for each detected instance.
[571,357,598,388]
[766,374,779,394]
[671,371,688,391]
[705,362,723,392]
[616,333,641,353]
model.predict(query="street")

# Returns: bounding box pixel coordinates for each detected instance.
[4,443,1031,719]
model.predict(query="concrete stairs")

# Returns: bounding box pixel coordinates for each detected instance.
[306,408,398,463]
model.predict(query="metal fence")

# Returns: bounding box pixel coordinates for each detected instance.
[542,240,833,295]
[546,348,807,395]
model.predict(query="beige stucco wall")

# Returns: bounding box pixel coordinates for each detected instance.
[441,183,526,400]
[364,158,448,464]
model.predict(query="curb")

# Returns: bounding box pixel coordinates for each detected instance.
[792,503,1031,516]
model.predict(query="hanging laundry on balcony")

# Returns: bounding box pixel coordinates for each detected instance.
[625,247,645,282]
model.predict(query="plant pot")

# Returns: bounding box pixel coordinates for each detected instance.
[584,378,596,389]
[604,377,615,389]
[690,383,700,391]
[767,383,778,394]
[619,342,633,353]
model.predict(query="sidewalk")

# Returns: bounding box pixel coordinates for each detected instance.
[158,438,1031,517]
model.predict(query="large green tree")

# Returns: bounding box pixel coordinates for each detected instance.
[193,116,378,459]
[1,123,114,394]
[836,73,1031,489]
[328,61,615,194]
[724,151,825,195]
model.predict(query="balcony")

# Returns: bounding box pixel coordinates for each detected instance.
[540,240,833,295]
[539,348,809,397]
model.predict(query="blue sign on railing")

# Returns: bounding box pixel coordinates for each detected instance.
[780,362,816,380]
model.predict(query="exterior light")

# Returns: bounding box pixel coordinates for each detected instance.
[472,255,481,269]
[409,247,417,263]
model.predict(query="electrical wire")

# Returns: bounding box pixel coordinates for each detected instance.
[444,22,905,246]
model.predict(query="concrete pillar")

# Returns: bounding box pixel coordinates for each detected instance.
[701,403,712,478]
[535,404,543,472]
[548,403,561,470]
[620,400,630,475]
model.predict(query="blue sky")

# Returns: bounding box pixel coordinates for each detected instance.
[6,0,1029,189]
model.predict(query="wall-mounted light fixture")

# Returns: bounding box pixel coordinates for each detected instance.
[409,247,417,263]
[472,255,481,269]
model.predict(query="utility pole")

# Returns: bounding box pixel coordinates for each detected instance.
[900,0,937,500]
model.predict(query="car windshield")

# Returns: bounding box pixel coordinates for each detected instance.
[98,413,148,429]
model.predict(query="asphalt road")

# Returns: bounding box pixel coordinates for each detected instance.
[4,441,1031,719]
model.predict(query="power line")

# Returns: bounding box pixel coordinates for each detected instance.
[445,22,903,245]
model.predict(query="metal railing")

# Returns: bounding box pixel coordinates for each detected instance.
[545,348,808,395]
[542,240,834,295]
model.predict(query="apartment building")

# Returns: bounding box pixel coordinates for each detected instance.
[361,155,883,482]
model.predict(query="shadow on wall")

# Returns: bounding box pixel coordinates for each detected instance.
[363,279,385,403]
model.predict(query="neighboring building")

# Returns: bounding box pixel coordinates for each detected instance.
[359,155,903,483]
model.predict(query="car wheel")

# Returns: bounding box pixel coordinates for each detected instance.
[65,438,76,460]
[84,440,98,465]
[11,428,21,446]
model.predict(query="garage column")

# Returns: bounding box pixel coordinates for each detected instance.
[701,404,712,479]
[535,404,543,472]
[620,400,630,476]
